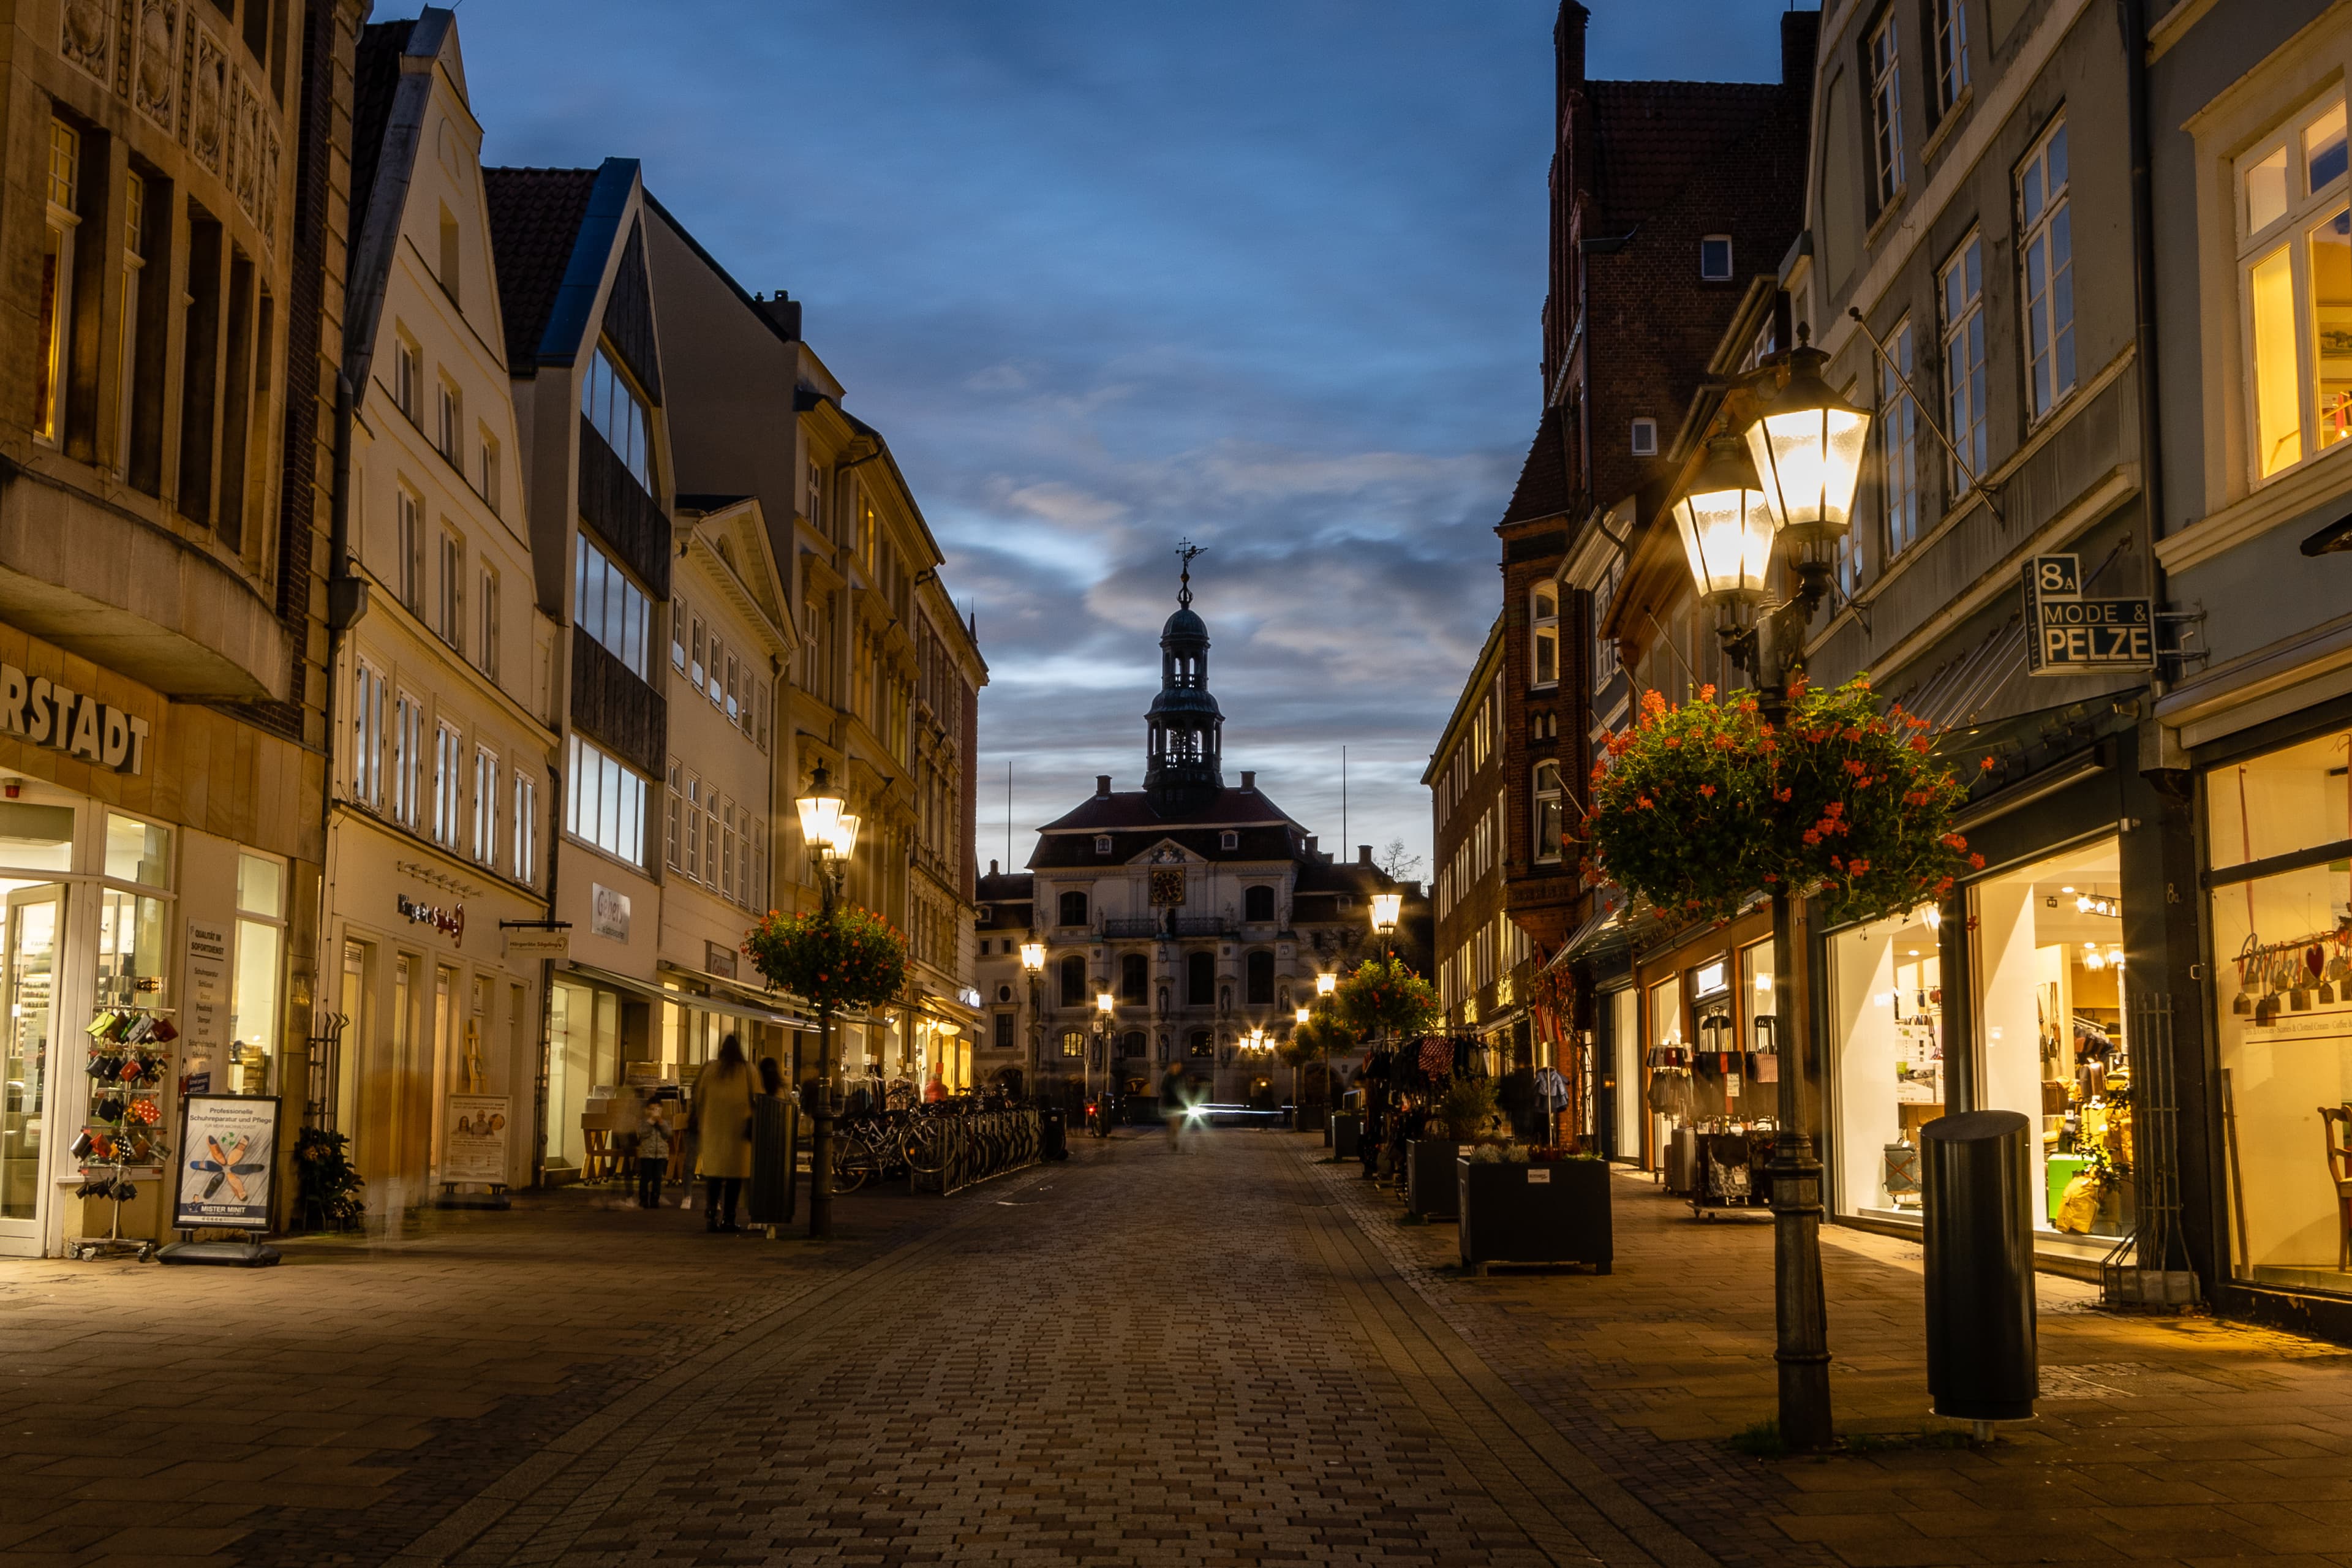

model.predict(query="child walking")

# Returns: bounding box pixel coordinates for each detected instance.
[637,1103,671,1210]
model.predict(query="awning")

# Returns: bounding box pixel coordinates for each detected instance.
[1893,612,2029,733]
[559,961,668,1001]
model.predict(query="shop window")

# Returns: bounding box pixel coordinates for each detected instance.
[1120,952,1147,1004]
[1610,987,1641,1158]
[1244,884,1274,923]
[1246,950,1274,1006]
[2208,728,2352,1291]
[228,853,285,1096]
[1058,954,1085,1008]
[1830,905,1945,1219]
[2238,94,2352,481]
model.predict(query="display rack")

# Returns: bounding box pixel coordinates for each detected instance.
[66,1004,176,1262]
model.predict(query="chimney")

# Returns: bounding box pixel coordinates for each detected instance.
[1304,835,1317,858]
[1095,774,1111,798]
[1555,1,1589,108]
[760,290,802,339]
[989,859,999,875]
[1358,844,1373,866]
[1240,771,1256,790]
[1780,9,1820,97]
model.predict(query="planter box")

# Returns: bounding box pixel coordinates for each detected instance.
[1407,1138,1476,1219]
[1331,1112,1362,1158]
[1458,1158,1613,1272]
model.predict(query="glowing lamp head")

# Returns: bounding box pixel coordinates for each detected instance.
[1670,435,1777,605]
[1317,971,1336,997]
[796,764,845,855]
[1743,344,1871,547]
[1370,892,1403,934]
[1096,990,1115,1016]
[1295,1006,1311,1025]
[1019,939,1046,973]
[830,813,861,862]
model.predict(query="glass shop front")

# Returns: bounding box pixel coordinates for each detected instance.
[2206,725,2352,1296]
[1830,836,2130,1253]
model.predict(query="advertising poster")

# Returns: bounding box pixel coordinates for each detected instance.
[173,1095,278,1231]
[443,1094,510,1185]
[181,919,230,1080]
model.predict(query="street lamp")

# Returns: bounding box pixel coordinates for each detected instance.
[794,765,859,1240]
[1317,971,1337,998]
[1093,990,1115,1136]
[1019,937,1046,1099]
[1369,891,1401,967]
[1668,330,1872,1452]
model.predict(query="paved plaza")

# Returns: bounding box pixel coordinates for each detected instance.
[5,1133,2351,1567]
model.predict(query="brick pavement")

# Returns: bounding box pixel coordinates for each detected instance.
[4,1133,2351,1567]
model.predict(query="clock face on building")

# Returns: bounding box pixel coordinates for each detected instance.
[1150,868,1187,908]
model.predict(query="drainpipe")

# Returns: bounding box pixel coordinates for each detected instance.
[2120,0,2168,691]
[316,370,361,1129]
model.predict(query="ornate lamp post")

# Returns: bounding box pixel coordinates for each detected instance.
[794,766,861,1240]
[1093,989,1115,1134]
[1369,892,1401,963]
[1668,333,1870,1451]
[1019,937,1045,1092]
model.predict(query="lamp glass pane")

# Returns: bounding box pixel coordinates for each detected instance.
[796,790,842,846]
[1749,405,1870,533]
[831,813,861,860]
[1673,483,1774,598]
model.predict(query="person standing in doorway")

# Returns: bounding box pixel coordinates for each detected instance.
[692,1034,755,1232]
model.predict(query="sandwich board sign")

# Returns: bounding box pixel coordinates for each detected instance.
[2022,554,2153,674]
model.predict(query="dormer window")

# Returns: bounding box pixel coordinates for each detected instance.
[1095,835,1112,856]
[1220,831,1238,851]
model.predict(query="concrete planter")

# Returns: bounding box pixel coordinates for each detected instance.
[1457,1158,1613,1273]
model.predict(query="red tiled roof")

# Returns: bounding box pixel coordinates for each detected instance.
[483,166,600,369]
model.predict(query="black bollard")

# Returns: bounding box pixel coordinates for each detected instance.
[1920,1109,2038,1432]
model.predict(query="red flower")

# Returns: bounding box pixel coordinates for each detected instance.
[1910,736,1931,754]
[1940,832,1967,850]
[1699,783,1716,798]
[1969,853,1986,869]
[1698,683,1717,701]
[1774,787,1793,802]
[1980,756,1997,771]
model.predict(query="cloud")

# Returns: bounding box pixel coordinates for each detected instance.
[445,0,1803,878]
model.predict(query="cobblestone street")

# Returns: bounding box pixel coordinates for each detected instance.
[7,1133,2352,1567]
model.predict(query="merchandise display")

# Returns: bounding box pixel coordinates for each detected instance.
[69,1004,176,1261]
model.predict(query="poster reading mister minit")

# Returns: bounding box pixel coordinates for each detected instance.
[174,1095,279,1231]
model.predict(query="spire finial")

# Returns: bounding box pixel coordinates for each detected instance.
[1175,538,1205,608]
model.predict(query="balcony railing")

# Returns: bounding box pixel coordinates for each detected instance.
[1100,916,1230,939]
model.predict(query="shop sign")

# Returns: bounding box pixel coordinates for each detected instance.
[591,884,631,941]
[443,1094,509,1185]
[704,940,737,979]
[2022,554,2154,673]
[396,893,464,947]
[173,1093,277,1230]
[0,666,150,773]
[183,919,230,1066]
[503,924,570,959]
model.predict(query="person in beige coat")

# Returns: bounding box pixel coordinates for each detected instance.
[692,1035,755,1232]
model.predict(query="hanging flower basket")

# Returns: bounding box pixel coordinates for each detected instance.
[1333,955,1441,1041]
[1587,676,1983,928]
[744,905,908,1014]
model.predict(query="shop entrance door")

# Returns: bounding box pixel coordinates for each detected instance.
[0,886,65,1256]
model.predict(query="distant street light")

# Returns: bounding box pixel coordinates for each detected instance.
[794,765,859,1240]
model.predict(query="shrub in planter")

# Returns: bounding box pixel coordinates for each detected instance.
[1439,1077,1500,1142]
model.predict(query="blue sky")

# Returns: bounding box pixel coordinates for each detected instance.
[450,1,1804,880]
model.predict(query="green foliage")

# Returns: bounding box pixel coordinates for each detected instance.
[1284,1012,1355,1066]
[295,1126,365,1231]
[743,904,909,1014]
[1333,955,1440,1041]
[1439,1076,1499,1141]
[1588,676,1981,928]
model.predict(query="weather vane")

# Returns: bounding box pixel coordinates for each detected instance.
[1175,538,1206,607]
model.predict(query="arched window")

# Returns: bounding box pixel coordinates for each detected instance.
[1243,884,1275,923]
[1187,951,1215,1006]
[1059,954,1087,1006]
[1188,1029,1213,1057]
[1120,952,1148,1003]
[1531,586,1560,688]
[1246,950,1275,1005]
[1058,890,1088,927]
[1534,761,1563,863]
[1120,1029,1147,1057]
[1060,1029,1085,1058]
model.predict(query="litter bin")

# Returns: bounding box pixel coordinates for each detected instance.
[1039,1104,1069,1162]
[1921,1109,2037,1425]
[1332,1112,1362,1159]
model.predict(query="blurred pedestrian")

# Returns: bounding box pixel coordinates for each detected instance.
[692,1035,754,1233]
[924,1065,949,1103]
[1160,1060,1186,1152]
[747,1054,796,1236]
[636,1101,671,1210]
